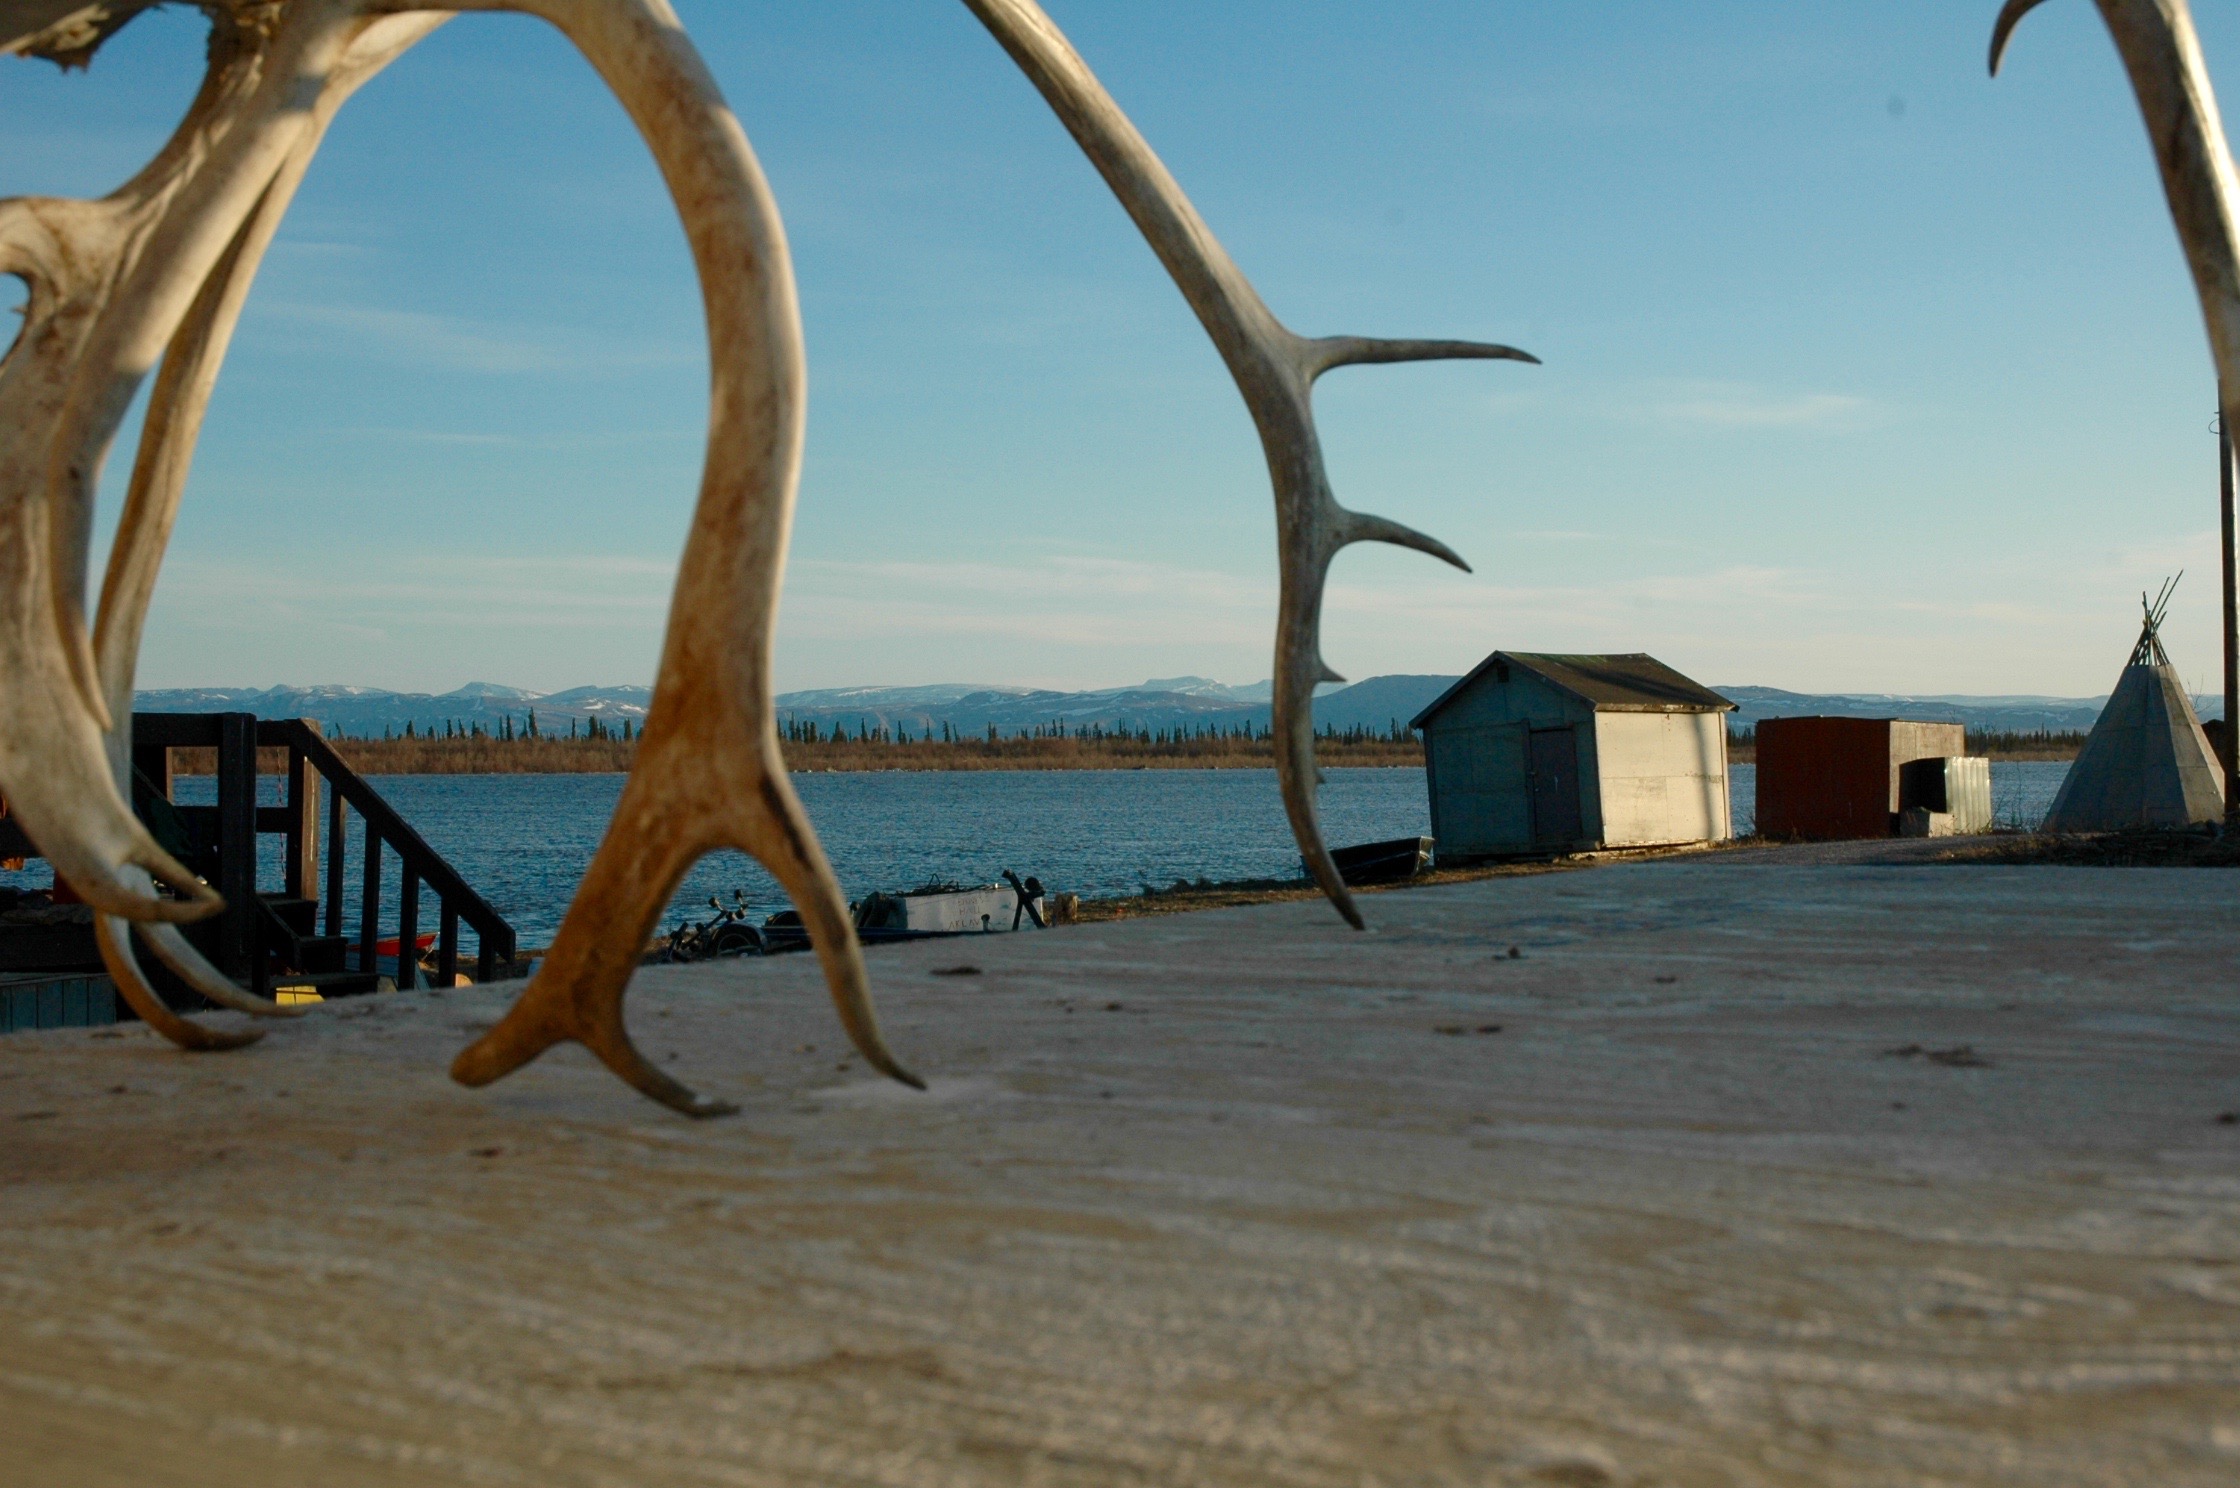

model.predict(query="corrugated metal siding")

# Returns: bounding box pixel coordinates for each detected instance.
[1757,718,1964,840]
[1899,756,1992,833]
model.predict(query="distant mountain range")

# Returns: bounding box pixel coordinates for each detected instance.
[1708,686,2212,733]
[133,683,651,737]
[133,673,2217,738]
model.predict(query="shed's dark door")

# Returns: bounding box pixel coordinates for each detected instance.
[1528,726,1583,847]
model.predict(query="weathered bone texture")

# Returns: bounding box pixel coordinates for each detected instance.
[95,866,262,1049]
[89,12,447,1033]
[0,2,160,68]
[437,0,918,1116]
[2,4,443,1043]
[958,0,1537,928]
[8,0,1518,1105]
[1993,0,2240,438]
[0,0,395,928]
[7,2,915,1103]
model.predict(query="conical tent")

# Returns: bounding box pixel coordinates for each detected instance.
[2043,580,2225,832]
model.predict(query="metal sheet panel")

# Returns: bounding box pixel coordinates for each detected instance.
[893,888,1033,934]
[1592,712,1732,847]
[1757,718,1966,840]
[1427,722,1533,859]
[1899,756,1992,834]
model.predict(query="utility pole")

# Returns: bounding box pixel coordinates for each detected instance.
[2224,419,2238,828]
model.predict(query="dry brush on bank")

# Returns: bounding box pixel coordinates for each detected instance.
[167,733,1429,776]
[165,726,2102,776]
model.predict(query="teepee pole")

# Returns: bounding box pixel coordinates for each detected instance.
[2223,422,2238,827]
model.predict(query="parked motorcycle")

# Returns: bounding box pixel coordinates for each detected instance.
[657,891,767,963]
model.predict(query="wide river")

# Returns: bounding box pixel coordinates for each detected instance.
[143,761,2075,951]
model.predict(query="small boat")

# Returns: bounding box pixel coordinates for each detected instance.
[1324,836,1434,886]
[754,874,1050,956]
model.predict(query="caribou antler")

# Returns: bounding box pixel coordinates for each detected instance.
[959,0,1537,928]
[88,12,447,1037]
[0,0,406,929]
[94,890,263,1052]
[7,2,911,1107]
[1992,0,2240,438]
[442,0,919,1116]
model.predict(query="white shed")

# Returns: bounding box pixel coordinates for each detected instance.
[1410,652,1734,861]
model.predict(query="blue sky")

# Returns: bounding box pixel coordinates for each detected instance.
[4,1,2236,696]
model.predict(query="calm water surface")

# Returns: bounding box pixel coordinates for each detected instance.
[127,760,2072,952]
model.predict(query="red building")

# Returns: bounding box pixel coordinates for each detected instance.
[1754,717,1966,840]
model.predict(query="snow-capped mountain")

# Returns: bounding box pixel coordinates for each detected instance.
[134,674,2195,740]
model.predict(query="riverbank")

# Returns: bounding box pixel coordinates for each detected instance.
[170,733,2090,775]
[172,734,1429,775]
[1067,839,1760,923]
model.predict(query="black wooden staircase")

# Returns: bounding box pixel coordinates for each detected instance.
[131,713,520,1003]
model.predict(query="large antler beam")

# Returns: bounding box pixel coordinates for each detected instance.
[1992,0,2240,436]
[8,1,910,1103]
[441,0,918,1116]
[958,0,1537,928]
[0,0,396,932]
[88,11,447,1038]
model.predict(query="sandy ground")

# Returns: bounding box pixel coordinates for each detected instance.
[2,844,2236,1487]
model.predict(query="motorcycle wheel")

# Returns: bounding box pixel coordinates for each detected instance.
[710,924,765,958]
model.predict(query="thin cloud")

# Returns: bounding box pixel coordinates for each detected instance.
[317,426,699,451]
[266,238,372,259]
[782,555,1272,649]
[145,554,678,631]
[259,302,693,376]
[789,554,1270,610]
[1651,383,1873,431]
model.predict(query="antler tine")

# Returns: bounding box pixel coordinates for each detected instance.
[961,0,1537,926]
[1989,0,2055,76]
[95,874,262,1053]
[444,0,918,1115]
[1994,2,2240,444]
[0,194,219,922]
[1342,509,1474,572]
[1307,336,1541,375]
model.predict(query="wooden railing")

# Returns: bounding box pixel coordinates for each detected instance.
[132,713,517,993]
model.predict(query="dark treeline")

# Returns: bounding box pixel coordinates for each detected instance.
[780,715,1418,748]
[326,707,634,745]
[1726,725,2088,761]
[171,716,1428,775]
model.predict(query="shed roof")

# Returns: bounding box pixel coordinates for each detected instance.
[1410,652,1734,728]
